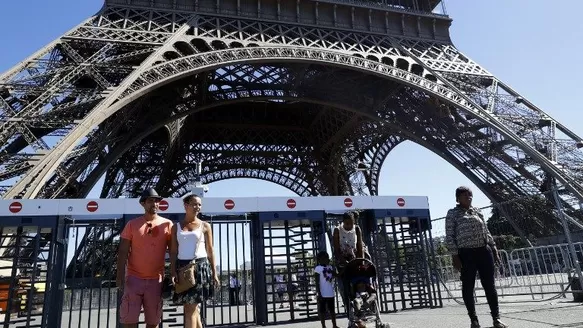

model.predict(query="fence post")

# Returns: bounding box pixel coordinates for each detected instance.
[250,215,267,325]
[44,216,68,327]
[551,186,583,296]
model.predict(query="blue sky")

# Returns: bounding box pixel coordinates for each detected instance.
[1,1,582,269]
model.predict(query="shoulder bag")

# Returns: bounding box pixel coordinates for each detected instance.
[174,223,204,294]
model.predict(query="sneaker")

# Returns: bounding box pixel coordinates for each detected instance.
[470,319,481,328]
[493,318,508,328]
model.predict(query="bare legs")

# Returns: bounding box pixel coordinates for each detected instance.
[184,303,203,328]
[195,304,203,327]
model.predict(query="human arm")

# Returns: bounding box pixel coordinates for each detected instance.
[331,265,339,277]
[444,209,462,271]
[116,238,131,288]
[332,227,342,262]
[477,209,500,264]
[169,224,178,284]
[477,209,497,249]
[444,209,458,255]
[355,226,364,258]
[313,266,322,298]
[166,221,174,252]
[116,221,132,288]
[204,222,220,285]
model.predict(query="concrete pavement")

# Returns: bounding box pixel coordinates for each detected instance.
[3,299,582,327]
[271,300,583,328]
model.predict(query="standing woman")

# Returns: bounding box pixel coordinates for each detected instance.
[170,195,220,328]
[333,212,365,264]
[445,186,507,328]
[333,212,364,311]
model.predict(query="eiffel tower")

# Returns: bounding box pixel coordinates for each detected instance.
[1,1,583,234]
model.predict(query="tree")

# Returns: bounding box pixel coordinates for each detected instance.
[492,235,528,251]
[486,206,517,237]
[433,236,449,256]
[487,195,562,239]
[432,236,451,268]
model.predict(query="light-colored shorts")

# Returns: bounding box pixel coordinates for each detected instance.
[119,275,162,325]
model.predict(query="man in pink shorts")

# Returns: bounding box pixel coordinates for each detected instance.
[116,188,173,328]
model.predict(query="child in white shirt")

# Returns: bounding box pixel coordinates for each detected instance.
[314,251,339,328]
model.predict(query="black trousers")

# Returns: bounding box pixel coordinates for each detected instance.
[229,287,240,305]
[338,272,352,314]
[459,246,500,320]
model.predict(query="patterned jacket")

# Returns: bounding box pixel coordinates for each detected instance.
[445,205,496,255]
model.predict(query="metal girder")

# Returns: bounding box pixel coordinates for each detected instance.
[31,64,396,198]
[0,6,581,240]
[101,136,319,197]
[368,135,405,195]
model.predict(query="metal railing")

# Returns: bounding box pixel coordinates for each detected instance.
[436,242,583,302]
[318,0,448,17]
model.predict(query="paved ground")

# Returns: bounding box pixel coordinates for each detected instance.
[3,299,583,327]
[273,300,583,328]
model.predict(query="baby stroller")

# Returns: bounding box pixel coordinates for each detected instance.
[343,258,388,328]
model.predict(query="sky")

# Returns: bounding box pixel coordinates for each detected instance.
[1,1,582,271]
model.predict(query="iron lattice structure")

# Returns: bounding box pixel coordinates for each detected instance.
[1,0,583,242]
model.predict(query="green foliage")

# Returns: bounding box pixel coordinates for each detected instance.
[487,195,562,238]
[492,235,528,252]
[486,206,516,237]
[433,236,449,256]
[432,236,451,267]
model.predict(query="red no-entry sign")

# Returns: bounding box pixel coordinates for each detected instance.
[224,199,235,210]
[9,202,22,214]
[86,201,98,212]
[286,199,296,209]
[397,198,405,207]
[159,200,169,211]
[344,198,353,208]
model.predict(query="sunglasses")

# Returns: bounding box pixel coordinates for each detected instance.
[146,223,153,235]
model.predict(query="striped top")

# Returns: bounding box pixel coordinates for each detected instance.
[445,205,496,255]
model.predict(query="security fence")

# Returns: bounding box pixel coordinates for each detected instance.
[436,243,581,303]
[430,190,583,303]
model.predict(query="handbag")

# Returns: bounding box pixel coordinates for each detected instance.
[174,224,204,294]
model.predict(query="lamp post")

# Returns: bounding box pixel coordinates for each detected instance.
[186,161,209,197]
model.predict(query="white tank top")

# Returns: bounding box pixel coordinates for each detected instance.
[176,221,207,260]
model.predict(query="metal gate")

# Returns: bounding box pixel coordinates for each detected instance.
[0,215,64,328]
[366,210,442,312]
[325,209,441,314]
[60,218,123,328]
[106,213,258,328]
[196,214,255,327]
[324,213,351,315]
[0,196,438,327]
[256,211,325,324]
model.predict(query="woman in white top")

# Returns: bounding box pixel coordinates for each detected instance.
[170,194,219,328]
[333,212,364,266]
[333,211,364,312]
